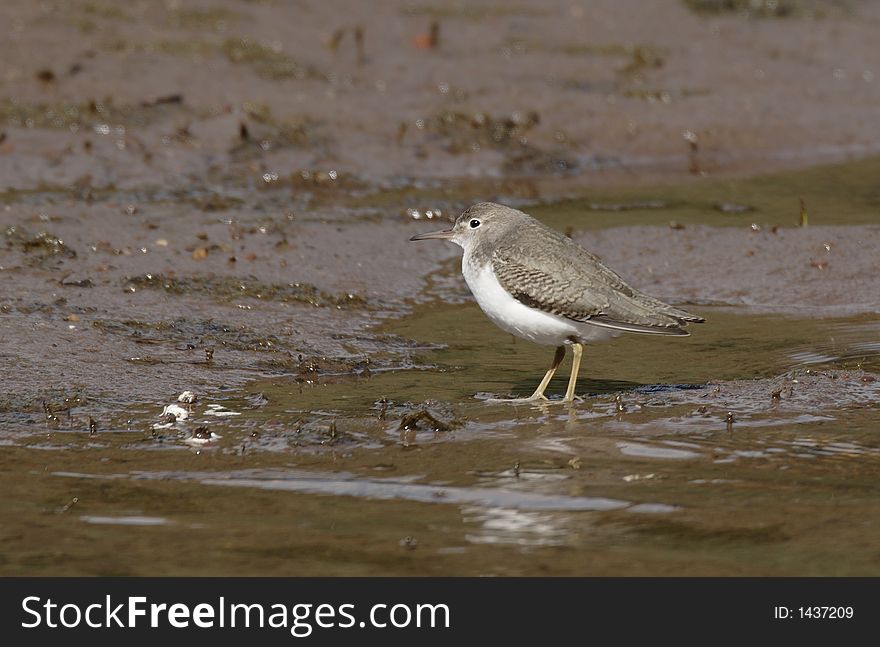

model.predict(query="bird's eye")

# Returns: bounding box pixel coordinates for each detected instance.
[469,219,481,229]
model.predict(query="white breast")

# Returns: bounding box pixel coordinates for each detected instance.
[461,255,617,346]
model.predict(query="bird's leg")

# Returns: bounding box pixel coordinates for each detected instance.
[564,342,583,402]
[527,345,566,400]
[484,345,565,403]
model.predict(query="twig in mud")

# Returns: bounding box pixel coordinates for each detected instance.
[354,26,365,64]
[683,130,700,174]
[398,409,451,432]
[327,28,345,52]
[57,497,79,514]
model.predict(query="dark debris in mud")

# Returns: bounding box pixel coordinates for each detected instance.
[0,391,88,418]
[681,0,851,18]
[123,274,367,308]
[121,388,471,456]
[391,404,462,448]
[597,368,880,424]
[377,399,463,430]
[285,417,370,449]
[415,109,578,175]
[398,409,453,433]
[91,318,291,354]
[256,354,374,380]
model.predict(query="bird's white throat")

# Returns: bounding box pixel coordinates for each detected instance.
[461,252,617,347]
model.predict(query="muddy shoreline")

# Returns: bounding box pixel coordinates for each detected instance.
[3,0,880,189]
[2,168,879,410]
[1,0,879,576]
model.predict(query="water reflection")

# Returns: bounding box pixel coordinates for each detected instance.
[121,468,639,511]
[80,515,170,526]
[462,506,568,547]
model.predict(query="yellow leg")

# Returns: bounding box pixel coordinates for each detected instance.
[564,343,583,402]
[528,346,566,400]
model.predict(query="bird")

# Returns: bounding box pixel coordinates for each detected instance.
[410,202,704,402]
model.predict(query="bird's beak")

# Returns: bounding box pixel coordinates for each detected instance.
[409,228,455,242]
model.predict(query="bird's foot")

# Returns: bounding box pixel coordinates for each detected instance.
[481,393,548,404]
[482,394,585,405]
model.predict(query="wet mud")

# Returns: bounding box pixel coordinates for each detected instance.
[1,0,879,575]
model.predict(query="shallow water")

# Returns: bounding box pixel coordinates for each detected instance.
[533,155,880,230]
[2,301,878,576]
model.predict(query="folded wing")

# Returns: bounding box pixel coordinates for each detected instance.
[492,234,704,336]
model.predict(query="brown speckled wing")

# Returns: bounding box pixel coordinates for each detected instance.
[491,248,610,321]
[491,242,700,335]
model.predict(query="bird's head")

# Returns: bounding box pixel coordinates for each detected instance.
[409,202,525,251]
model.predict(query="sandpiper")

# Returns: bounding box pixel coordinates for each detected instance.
[410,202,704,402]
